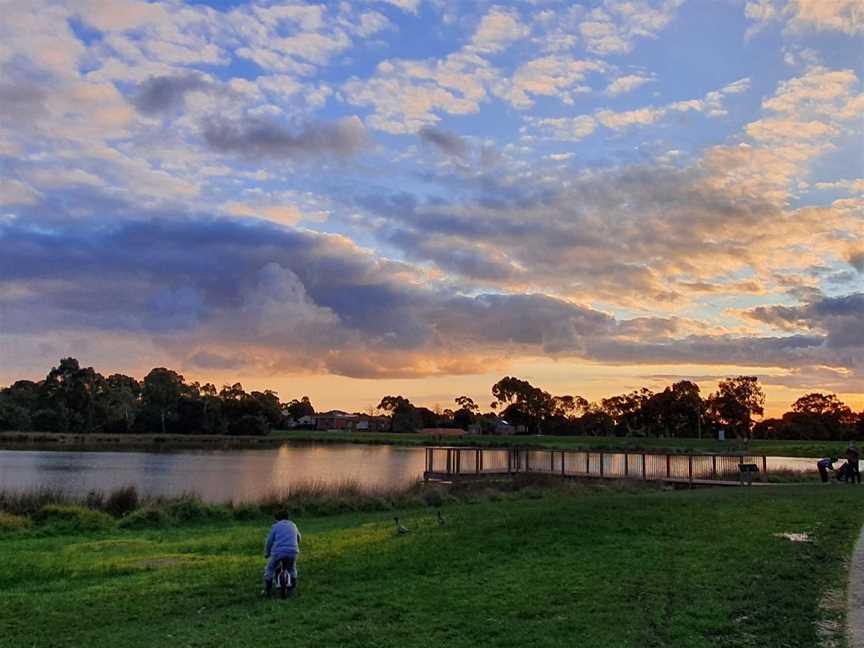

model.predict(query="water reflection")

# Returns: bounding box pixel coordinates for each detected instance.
[0,445,818,502]
[0,445,427,502]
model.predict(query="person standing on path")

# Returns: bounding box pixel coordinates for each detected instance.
[847,443,861,484]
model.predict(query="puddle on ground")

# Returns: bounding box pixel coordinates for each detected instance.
[773,532,812,543]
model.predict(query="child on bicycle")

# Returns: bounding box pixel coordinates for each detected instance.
[263,510,301,597]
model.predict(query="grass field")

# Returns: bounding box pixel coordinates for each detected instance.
[2,484,863,647]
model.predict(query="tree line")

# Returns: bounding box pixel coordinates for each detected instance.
[1,358,862,440]
[0,358,315,436]
[380,375,864,440]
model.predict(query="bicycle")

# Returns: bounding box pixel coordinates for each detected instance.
[273,557,296,599]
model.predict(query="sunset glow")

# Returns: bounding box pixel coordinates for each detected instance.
[1,0,861,414]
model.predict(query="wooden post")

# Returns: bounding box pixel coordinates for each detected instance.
[446,449,452,475]
[642,453,646,480]
[666,454,671,478]
[475,448,480,474]
[456,450,461,474]
[762,455,767,483]
[479,449,484,472]
[525,450,531,473]
[624,453,629,477]
[550,451,555,473]
[600,451,604,477]
[585,452,590,475]
[688,455,693,486]
[712,455,717,480]
[561,451,565,476]
[507,449,512,474]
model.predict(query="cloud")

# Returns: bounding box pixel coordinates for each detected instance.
[605,73,653,96]
[745,0,864,36]
[578,0,685,55]
[469,7,529,54]
[418,125,470,159]
[201,115,369,158]
[130,73,212,115]
[1,216,861,386]
[374,0,420,14]
[0,179,41,206]
[496,56,606,108]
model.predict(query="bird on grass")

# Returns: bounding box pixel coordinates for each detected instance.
[436,510,446,527]
[394,516,409,535]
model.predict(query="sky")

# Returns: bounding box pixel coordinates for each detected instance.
[0,0,862,416]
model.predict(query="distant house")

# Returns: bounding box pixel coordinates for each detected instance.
[494,420,516,435]
[315,411,390,432]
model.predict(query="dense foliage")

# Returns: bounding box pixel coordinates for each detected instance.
[1,359,862,439]
[0,358,314,436]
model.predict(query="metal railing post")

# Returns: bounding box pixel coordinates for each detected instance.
[666,454,671,478]
[624,453,629,477]
[585,451,590,475]
[762,455,767,482]
[600,451,604,477]
[561,451,565,476]
[446,449,452,475]
[712,455,717,480]
[688,455,693,486]
[642,453,646,480]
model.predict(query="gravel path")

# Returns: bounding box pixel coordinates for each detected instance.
[847,524,864,647]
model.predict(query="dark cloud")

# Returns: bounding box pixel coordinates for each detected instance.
[418,126,470,159]
[0,66,49,123]
[0,218,860,381]
[131,74,212,115]
[201,115,369,158]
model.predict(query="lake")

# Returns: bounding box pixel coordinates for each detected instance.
[0,445,428,502]
[0,445,817,502]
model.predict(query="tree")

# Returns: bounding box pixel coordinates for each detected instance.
[141,368,188,434]
[791,393,854,421]
[601,389,654,436]
[100,374,141,433]
[455,396,479,413]
[707,376,765,440]
[644,381,704,438]
[377,395,421,433]
[491,376,554,434]
[285,396,315,420]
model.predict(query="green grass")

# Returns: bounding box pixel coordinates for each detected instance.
[2,485,862,647]
[273,429,841,458]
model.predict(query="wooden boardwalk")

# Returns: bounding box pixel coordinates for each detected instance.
[423,447,769,487]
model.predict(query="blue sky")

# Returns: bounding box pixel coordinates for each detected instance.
[0,0,862,413]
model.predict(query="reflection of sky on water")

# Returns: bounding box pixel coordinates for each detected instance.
[0,447,819,502]
[0,445,427,502]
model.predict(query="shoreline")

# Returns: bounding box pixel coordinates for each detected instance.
[0,429,842,458]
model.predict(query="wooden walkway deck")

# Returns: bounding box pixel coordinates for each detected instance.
[423,447,769,487]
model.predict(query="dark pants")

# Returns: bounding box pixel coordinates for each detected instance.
[847,462,861,484]
[818,465,829,483]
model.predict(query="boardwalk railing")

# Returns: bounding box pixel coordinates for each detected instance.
[423,447,768,486]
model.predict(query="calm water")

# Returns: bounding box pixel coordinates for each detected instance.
[0,445,427,502]
[0,445,817,502]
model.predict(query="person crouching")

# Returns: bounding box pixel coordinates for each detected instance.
[817,456,836,483]
[263,510,301,597]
